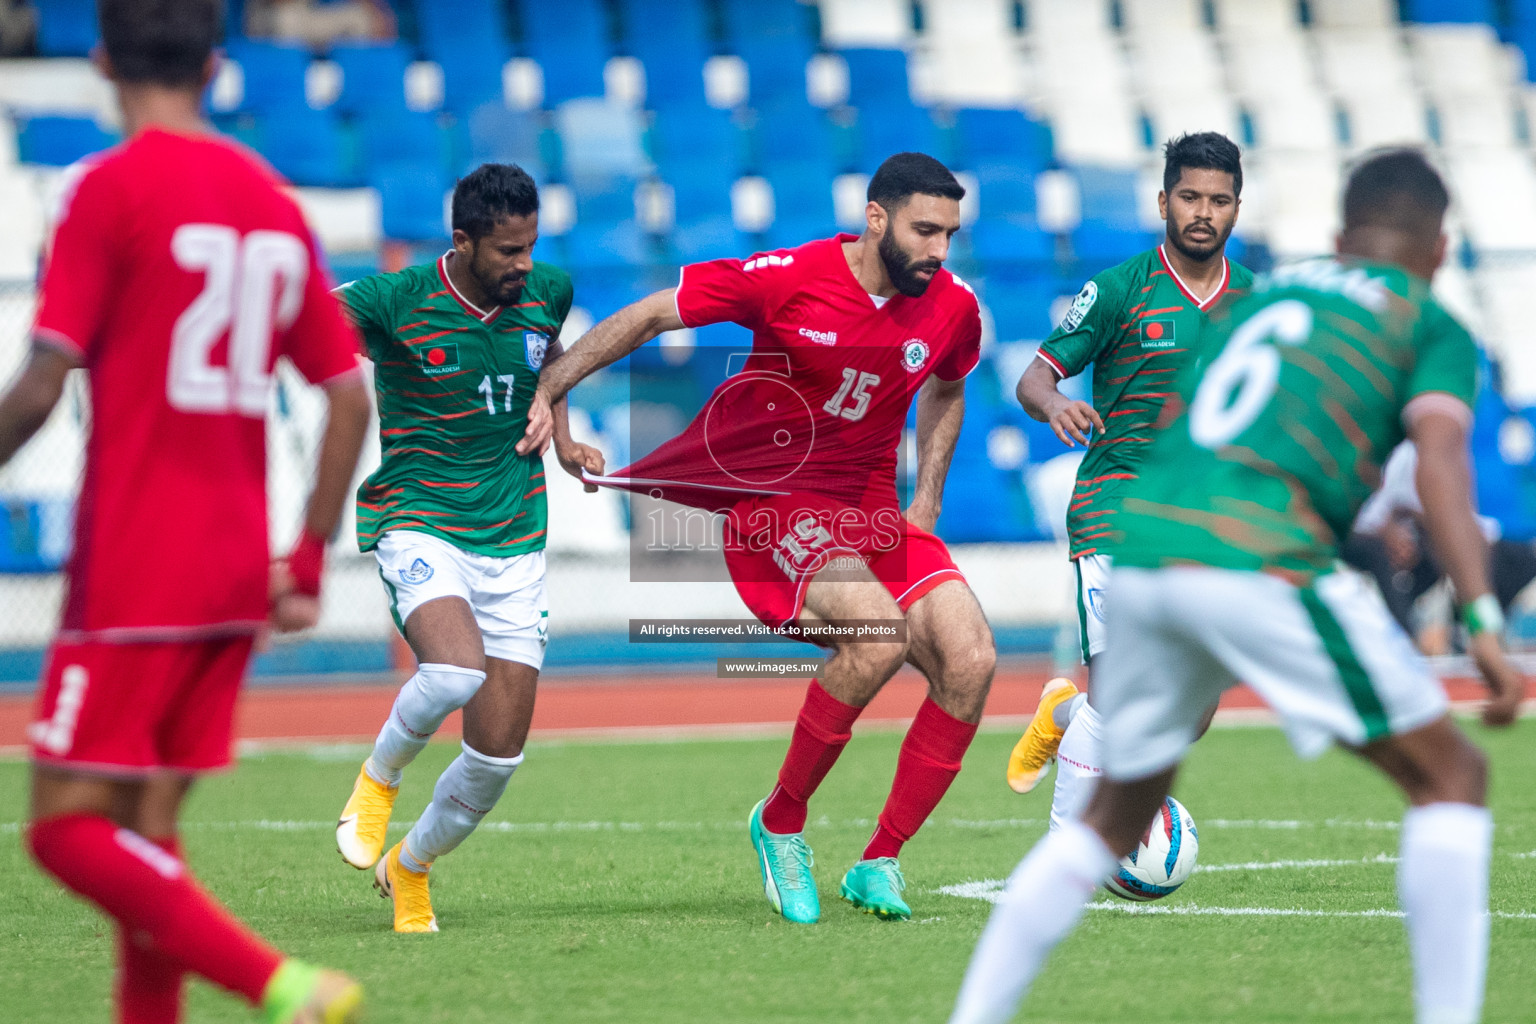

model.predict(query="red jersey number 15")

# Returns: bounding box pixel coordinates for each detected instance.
[168,224,308,418]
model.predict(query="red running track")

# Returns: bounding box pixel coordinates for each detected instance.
[0,662,1499,749]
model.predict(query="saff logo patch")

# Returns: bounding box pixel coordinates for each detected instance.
[1061,281,1098,332]
[400,558,435,584]
[902,339,930,373]
[1140,318,1176,349]
[421,343,461,375]
[524,331,549,371]
[1087,587,1107,623]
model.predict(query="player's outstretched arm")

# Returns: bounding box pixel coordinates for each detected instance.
[544,340,605,492]
[0,346,76,469]
[908,376,966,534]
[271,373,372,632]
[1412,409,1526,725]
[1016,356,1103,448]
[518,289,685,456]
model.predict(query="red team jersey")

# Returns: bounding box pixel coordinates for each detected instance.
[606,234,982,626]
[32,128,360,642]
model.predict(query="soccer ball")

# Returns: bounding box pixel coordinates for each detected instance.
[1104,796,1199,902]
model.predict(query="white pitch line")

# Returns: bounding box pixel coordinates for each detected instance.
[1196,853,1399,873]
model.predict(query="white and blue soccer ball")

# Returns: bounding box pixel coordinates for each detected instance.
[1104,796,1199,902]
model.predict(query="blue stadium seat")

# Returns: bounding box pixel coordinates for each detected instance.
[670,216,749,262]
[259,107,355,187]
[969,219,1054,267]
[754,98,841,171]
[764,161,836,224]
[839,48,913,108]
[985,278,1064,342]
[1403,0,1497,21]
[1071,224,1158,266]
[34,0,97,57]
[936,406,1038,543]
[953,108,1053,172]
[721,0,817,46]
[437,43,511,114]
[517,0,611,105]
[650,104,743,172]
[357,109,447,178]
[466,104,544,171]
[332,43,413,115]
[974,161,1038,219]
[736,35,817,107]
[565,220,654,270]
[226,42,312,114]
[417,0,509,56]
[668,168,735,222]
[573,178,640,226]
[555,100,651,180]
[1074,166,1142,230]
[16,116,118,166]
[622,0,712,108]
[373,163,450,241]
[854,103,945,170]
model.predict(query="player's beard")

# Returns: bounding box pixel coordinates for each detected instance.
[470,249,527,306]
[1166,214,1232,263]
[878,231,942,298]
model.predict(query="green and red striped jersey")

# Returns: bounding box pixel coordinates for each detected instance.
[340,253,572,556]
[1114,257,1479,583]
[1037,245,1254,558]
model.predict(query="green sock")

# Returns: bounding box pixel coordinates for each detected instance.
[260,959,319,1024]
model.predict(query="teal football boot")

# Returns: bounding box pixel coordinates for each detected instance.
[748,798,820,924]
[840,857,910,920]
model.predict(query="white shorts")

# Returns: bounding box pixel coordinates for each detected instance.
[1095,566,1448,781]
[374,530,549,670]
[1074,553,1112,663]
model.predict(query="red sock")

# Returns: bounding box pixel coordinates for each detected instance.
[118,835,186,1024]
[863,698,978,860]
[28,814,282,1007]
[761,680,863,834]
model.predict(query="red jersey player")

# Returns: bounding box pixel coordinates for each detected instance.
[16,3,371,1022]
[522,153,997,924]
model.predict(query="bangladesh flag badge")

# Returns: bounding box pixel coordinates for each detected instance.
[420,342,461,375]
[1139,318,1176,349]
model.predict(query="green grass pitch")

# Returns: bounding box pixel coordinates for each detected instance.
[3,720,1535,1023]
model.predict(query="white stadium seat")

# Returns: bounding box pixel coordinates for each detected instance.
[1118,0,1206,33]
[1213,0,1299,35]
[1025,0,1114,38]
[1126,28,1225,101]
[817,0,914,47]
[920,0,1016,42]
[1435,94,1519,150]
[1445,150,1536,252]
[1249,91,1339,153]
[1042,90,1144,165]
[1408,24,1512,102]
[0,58,115,121]
[1475,264,1536,403]
[1223,30,1318,102]
[1309,0,1399,30]
[911,45,1029,106]
[1339,92,1431,149]
[1315,30,1417,100]
[1143,94,1243,150]
[0,166,45,279]
[1251,152,1343,258]
[1431,261,1487,342]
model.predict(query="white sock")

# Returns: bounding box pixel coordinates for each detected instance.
[1052,691,1087,731]
[1049,701,1103,831]
[1399,802,1493,1024]
[399,742,523,872]
[949,820,1118,1024]
[364,663,487,786]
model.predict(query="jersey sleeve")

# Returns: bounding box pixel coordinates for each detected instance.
[282,231,363,384]
[933,290,983,381]
[1402,302,1478,428]
[552,268,574,332]
[32,161,119,362]
[1036,270,1124,379]
[674,255,779,330]
[334,271,394,362]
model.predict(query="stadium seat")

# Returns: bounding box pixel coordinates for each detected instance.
[984,277,1064,343]
[332,43,413,115]
[1070,224,1158,266]
[34,0,97,57]
[15,115,117,166]
[1447,150,1536,252]
[1254,152,1343,257]
[1315,29,1418,100]
[968,218,1054,267]
[1248,91,1340,152]
[920,0,1017,41]
[517,0,611,105]
[1409,24,1511,103]
[258,107,355,187]
[973,161,1038,220]
[466,103,544,171]
[0,168,45,278]
[820,0,914,46]
[736,35,818,107]
[1143,95,1244,154]
[373,163,450,241]
[670,215,750,262]
[225,41,313,114]
[649,103,744,171]
[853,102,945,170]
[572,177,640,227]
[915,42,1028,107]
[621,0,713,108]
[839,48,914,108]
[565,220,654,270]
[668,167,736,224]
[1073,167,1141,230]
[1126,28,1225,104]
[435,45,511,114]
[555,99,651,180]
[1339,93,1432,148]
[417,0,510,57]
[1403,0,1497,21]
[952,108,1052,173]
[1435,94,1520,148]
[1213,0,1301,34]
[357,109,447,179]
[753,97,842,171]
[1309,0,1400,29]
[1118,0,1207,31]
[764,162,838,236]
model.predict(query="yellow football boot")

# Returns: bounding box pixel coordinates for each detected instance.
[374,840,439,933]
[261,961,363,1024]
[1006,677,1080,794]
[336,762,398,870]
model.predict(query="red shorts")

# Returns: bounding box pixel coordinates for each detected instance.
[28,636,256,776]
[723,493,965,628]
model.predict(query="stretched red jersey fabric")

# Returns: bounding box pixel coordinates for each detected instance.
[594,235,982,515]
[32,128,361,642]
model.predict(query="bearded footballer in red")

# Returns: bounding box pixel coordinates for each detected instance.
[522,153,997,923]
[15,3,371,1022]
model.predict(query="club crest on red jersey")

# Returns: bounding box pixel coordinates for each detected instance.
[420,343,461,376]
[902,338,930,373]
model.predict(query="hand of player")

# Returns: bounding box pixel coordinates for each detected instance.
[517,388,554,457]
[1469,630,1524,727]
[1046,396,1104,448]
[268,559,321,633]
[556,440,606,493]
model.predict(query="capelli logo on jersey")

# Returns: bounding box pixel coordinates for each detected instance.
[798,327,837,345]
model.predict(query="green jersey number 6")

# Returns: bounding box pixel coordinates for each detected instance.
[1190,299,1313,450]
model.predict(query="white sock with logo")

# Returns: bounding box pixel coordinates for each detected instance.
[1399,802,1492,1024]
[948,819,1118,1024]
[399,742,522,872]
[365,664,487,787]
[1048,700,1104,831]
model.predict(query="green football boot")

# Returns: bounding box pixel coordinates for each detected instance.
[748,798,820,924]
[840,857,911,920]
